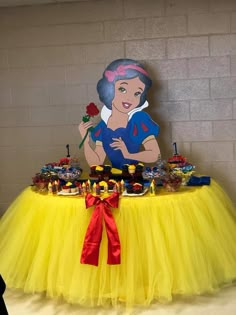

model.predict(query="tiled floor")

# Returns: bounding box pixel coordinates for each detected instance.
[4,284,236,315]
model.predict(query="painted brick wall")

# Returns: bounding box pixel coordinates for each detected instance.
[0,0,236,214]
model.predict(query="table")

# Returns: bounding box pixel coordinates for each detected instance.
[0,180,236,307]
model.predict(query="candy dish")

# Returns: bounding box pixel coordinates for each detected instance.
[57,167,82,182]
[161,173,182,192]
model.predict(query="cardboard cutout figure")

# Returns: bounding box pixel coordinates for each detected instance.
[79,59,160,169]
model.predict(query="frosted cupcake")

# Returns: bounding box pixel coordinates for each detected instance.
[135,163,144,173]
[132,183,143,194]
[62,185,71,193]
[108,179,117,190]
[103,165,112,174]
[95,165,104,175]
[95,165,104,180]
[70,185,78,193]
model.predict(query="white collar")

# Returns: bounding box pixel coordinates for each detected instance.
[101,101,149,124]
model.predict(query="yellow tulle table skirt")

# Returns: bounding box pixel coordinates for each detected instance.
[0,180,236,307]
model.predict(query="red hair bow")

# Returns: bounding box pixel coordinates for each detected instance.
[104,64,149,82]
[104,65,126,82]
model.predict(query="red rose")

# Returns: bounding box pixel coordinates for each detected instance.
[79,102,100,149]
[86,102,99,117]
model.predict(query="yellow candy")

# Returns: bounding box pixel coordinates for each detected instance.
[99,181,107,187]
[96,165,104,172]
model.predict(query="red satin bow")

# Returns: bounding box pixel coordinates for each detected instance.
[80,192,121,266]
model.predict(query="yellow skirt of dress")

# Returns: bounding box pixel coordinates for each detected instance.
[0,180,236,307]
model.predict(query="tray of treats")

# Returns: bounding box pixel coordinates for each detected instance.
[122,182,147,196]
[89,163,144,181]
[57,191,79,196]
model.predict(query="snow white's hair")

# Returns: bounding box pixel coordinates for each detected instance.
[97,59,152,110]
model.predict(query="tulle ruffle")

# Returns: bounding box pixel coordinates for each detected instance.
[0,180,236,307]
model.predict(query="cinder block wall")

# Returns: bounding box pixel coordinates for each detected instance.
[0,0,236,214]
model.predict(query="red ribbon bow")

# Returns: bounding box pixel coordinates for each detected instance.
[80,192,121,266]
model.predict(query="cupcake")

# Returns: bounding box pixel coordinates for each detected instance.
[135,163,144,173]
[132,183,143,194]
[103,165,112,174]
[70,185,78,193]
[95,165,104,174]
[75,182,82,194]
[122,164,129,173]
[108,179,117,190]
[168,154,186,168]
[135,163,144,180]
[126,183,133,194]
[62,185,71,193]
[95,165,104,180]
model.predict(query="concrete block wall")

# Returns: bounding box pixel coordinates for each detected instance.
[0,0,236,214]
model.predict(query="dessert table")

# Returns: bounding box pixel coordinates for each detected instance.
[0,180,236,307]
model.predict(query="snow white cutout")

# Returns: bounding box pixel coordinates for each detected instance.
[78,58,160,170]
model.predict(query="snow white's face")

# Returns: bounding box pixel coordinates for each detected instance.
[112,77,145,113]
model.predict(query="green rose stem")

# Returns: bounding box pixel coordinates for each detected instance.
[79,126,93,149]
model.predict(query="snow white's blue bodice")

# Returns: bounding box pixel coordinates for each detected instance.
[91,111,160,169]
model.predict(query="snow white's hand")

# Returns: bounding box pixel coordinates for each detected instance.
[78,121,94,139]
[110,137,129,157]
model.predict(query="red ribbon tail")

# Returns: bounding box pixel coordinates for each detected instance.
[80,242,101,266]
[103,203,121,265]
[80,203,103,266]
[107,239,121,265]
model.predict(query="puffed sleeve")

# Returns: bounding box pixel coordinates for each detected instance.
[129,111,160,144]
[90,120,104,143]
